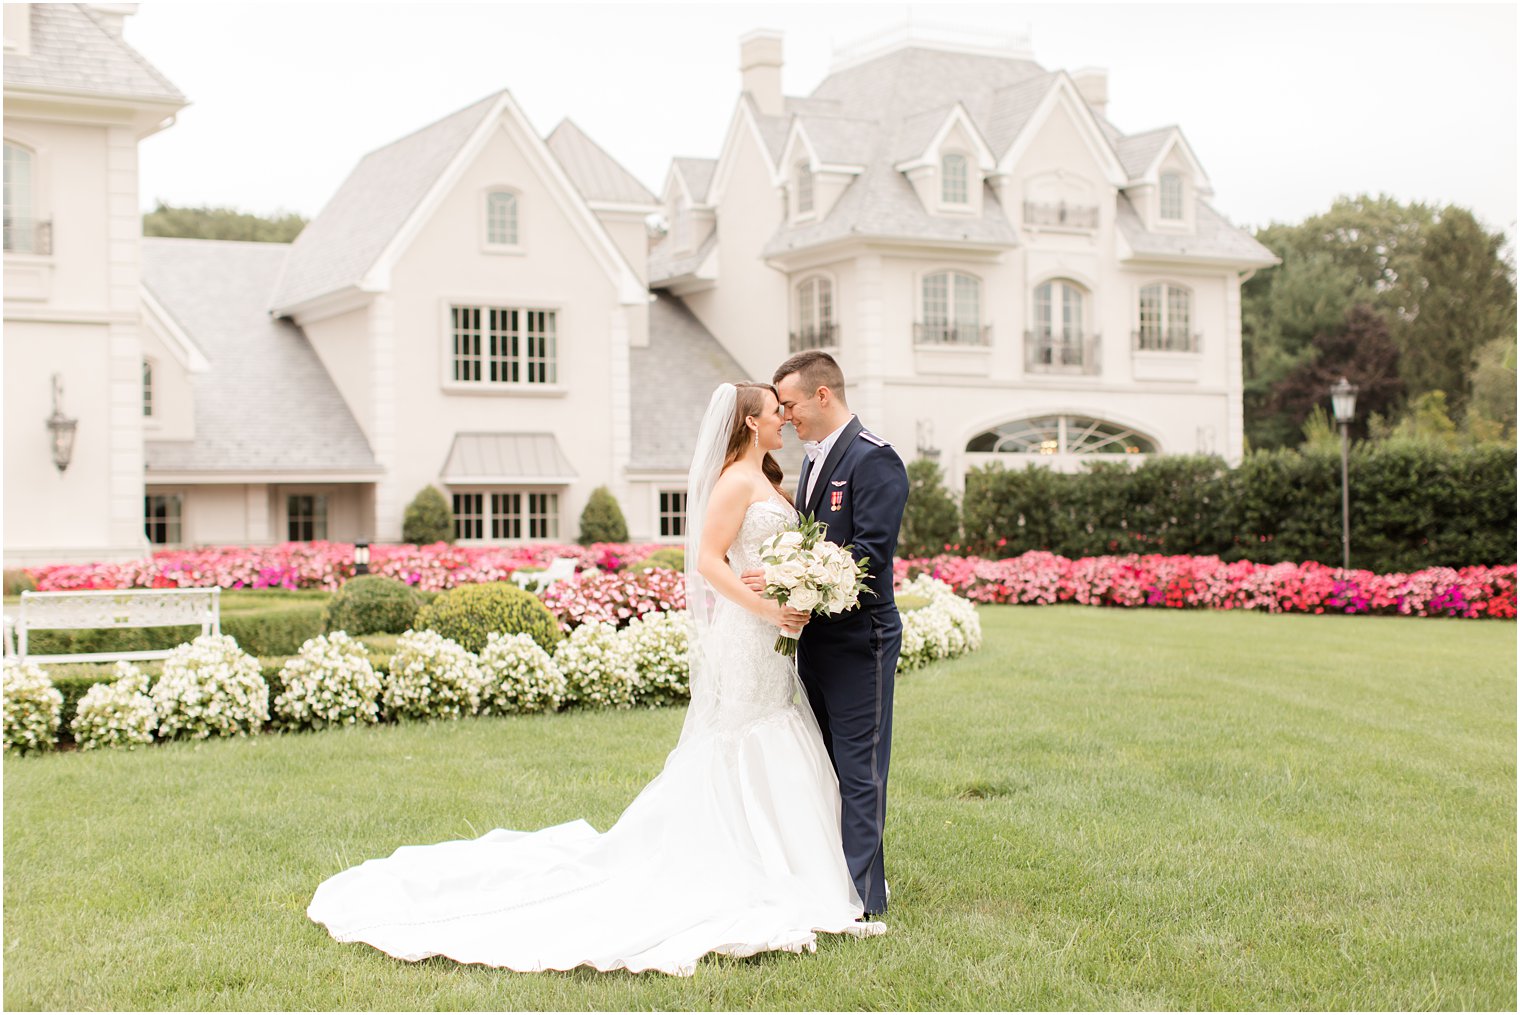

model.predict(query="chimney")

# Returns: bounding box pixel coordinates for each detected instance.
[1072,67,1108,119]
[739,29,784,118]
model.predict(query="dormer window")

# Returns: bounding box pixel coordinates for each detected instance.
[794,161,813,216]
[1159,172,1183,221]
[486,189,519,246]
[941,153,969,205]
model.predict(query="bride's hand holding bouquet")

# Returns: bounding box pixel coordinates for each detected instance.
[757,515,873,656]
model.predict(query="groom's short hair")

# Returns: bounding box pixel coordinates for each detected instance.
[774,351,847,405]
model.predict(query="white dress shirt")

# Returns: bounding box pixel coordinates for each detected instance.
[805,415,856,505]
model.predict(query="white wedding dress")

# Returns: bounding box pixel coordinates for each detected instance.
[307,493,883,976]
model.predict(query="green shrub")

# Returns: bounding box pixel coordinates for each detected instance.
[402,485,454,544]
[894,594,932,612]
[414,581,562,654]
[577,486,628,545]
[3,569,36,595]
[323,575,421,636]
[899,458,961,558]
[629,547,685,572]
[219,606,325,657]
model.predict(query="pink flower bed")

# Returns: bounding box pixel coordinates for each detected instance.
[25,541,669,593]
[25,543,1513,621]
[895,552,1517,619]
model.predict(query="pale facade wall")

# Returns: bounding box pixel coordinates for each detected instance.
[300,306,374,439]
[160,484,369,546]
[595,211,650,286]
[139,313,195,441]
[386,117,628,543]
[683,120,787,383]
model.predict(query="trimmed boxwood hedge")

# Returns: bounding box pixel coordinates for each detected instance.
[21,602,325,660]
[960,442,1517,573]
[414,581,562,654]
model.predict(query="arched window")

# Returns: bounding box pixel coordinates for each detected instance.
[1030,279,1092,370]
[941,153,969,205]
[486,190,518,246]
[142,357,155,418]
[4,140,35,253]
[794,161,813,215]
[1137,282,1195,351]
[966,416,1156,456]
[792,276,836,351]
[919,271,983,345]
[1159,172,1183,220]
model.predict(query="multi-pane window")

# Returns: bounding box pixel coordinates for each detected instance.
[792,276,835,351]
[1159,172,1183,220]
[659,490,686,539]
[795,161,813,215]
[941,153,969,205]
[451,305,558,385]
[4,141,34,253]
[287,494,328,541]
[486,190,518,245]
[454,490,560,541]
[1137,282,1195,351]
[1031,280,1091,368]
[144,494,182,545]
[918,271,984,344]
[966,416,1157,455]
[142,358,154,417]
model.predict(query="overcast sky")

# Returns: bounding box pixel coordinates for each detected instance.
[128,1,1517,240]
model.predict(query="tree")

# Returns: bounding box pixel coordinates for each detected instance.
[578,486,628,545]
[1467,336,1517,437]
[899,457,961,557]
[142,201,307,243]
[1268,303,1404,443]
[1399,207,1518,411]
[402,486,453,544]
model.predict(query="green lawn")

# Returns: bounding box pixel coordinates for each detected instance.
[4,606,1514,1010]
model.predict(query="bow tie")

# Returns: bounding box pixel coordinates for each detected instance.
[804,441,823,462]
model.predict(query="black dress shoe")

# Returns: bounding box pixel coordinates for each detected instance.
[859,911,885,922]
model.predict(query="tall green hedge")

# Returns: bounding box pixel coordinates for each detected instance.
[960,443,1516,573]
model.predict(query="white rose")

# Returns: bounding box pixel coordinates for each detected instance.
[776,531,804,550]
[789,586,821,612]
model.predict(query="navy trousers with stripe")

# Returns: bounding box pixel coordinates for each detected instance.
[797,603,902,914]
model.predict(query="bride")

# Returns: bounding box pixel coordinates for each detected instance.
[307,382,885,976]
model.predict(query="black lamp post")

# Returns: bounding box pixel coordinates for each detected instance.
[353,540,370,576]
[1330,377,1359,572]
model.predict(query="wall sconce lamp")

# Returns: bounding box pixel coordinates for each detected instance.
[46,373,77,474]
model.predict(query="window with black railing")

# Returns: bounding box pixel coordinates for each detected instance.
[791,276,837,351]
[1135,283,1200,352]
[1028,280,1098,373]
[917,272,988,346]
[1022,200,1099,230]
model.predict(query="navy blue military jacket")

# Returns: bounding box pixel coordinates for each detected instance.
[795,416,910,612]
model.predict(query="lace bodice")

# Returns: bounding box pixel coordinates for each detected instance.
[727,493,798,574]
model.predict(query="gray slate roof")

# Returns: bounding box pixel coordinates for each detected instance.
[3,4,184,103]
[271,91,502,312]
[672,157,717,203]
[439,433,578,482]
[631,293,805,479]
[647,228,717,286]
[545,119,658,206]
[1113,127,1174,180]
[142,238,380,475]
[1116,195,1278,267]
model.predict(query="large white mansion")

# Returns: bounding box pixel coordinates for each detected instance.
[2,7,1276,566]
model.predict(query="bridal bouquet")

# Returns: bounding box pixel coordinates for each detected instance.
[757,515,873,656]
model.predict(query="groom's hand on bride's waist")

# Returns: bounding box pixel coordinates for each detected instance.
[739,567,765,594]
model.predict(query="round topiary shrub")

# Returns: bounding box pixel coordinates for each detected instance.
[324,575,422,636]
[414,581,562,654]
[3,660,63,753]
[151,634,268,740]
[630,547,685,573]
[578,486,628,545]
[402,485,454,545]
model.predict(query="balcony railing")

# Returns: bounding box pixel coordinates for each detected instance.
[914,322,992,347]
[3,218,52,255]
[1132,329,1202,353]
[789,323,839,353]
[1022,201,1099,230]
[1025,331,1101,374]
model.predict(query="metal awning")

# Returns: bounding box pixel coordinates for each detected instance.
[439,432,579,485]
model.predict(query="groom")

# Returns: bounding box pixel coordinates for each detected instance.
[747,350,909,918]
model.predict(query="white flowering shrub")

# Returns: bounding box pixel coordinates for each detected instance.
[382,629,486,721]
[71,661,157,750]
[273,632,383,730]
[554,621,638,709]
[620,610,692,707]
[3,660,63,753]
[479,632,566,715]
[898,576,983,672]
[152,634,269,740]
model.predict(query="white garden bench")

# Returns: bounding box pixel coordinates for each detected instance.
[509,557,578,592]
[8,587,221,665]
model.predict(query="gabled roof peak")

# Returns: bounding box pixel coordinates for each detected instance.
[830,21,1036,73]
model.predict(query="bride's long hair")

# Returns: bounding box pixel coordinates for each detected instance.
[724,381,785,495]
